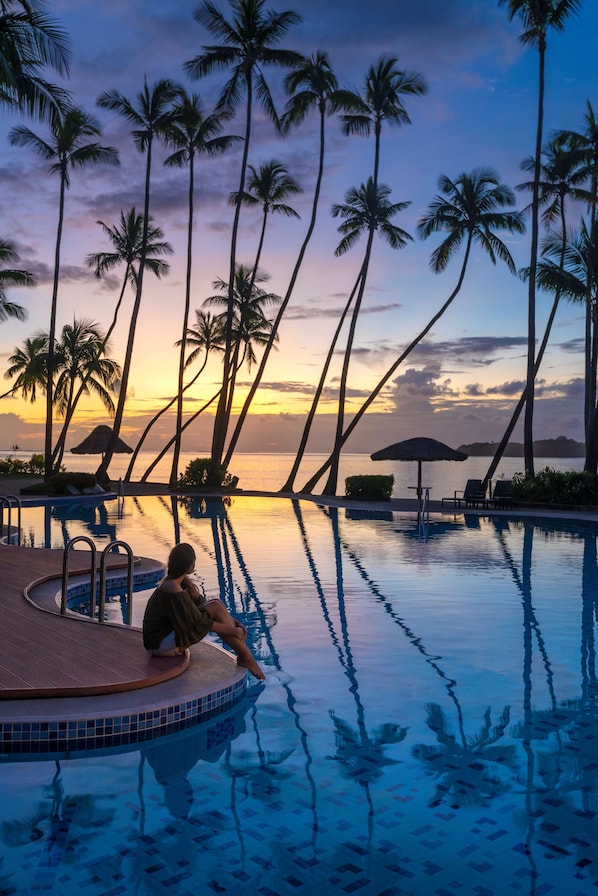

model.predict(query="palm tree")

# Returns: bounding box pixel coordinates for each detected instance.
[85,208,173,347]
[484,138,589,486]
[499,0,582,476]
[163,91,241,487]
[0,0,71,120]
[95,77,181,483]
[533,219,598,471]
[321,180,412,495]
[138,299,277,483]
[0,238,35,323]
[300,168,525,493]
[203,263,281,420]
[338,54,427,188]
[231,159,301,279]
[184,0,302,483]
[9,106,119,478]
[558,102,598,447]
[51,319,121,470]
[125,310,226,481]
[223,50,348,470]
[1,332,47,401]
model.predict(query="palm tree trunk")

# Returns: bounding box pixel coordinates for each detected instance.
[523,40,547,477]
[140,386,221,482]
[323,225,376,495]
[210,71,252,481]
[96,138,154,484]
[125,361,207,481]
[300,240,472,493]
[224,103,327,469]
[170,151,195,488]
[484,196,569,487]
[44,170,66,479]
[281,271,362,493]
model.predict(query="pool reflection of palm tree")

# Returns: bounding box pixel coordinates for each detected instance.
[296,502,407,842]
[412,703,517,808]
[1,760,115,859]
[509,528,598,880]
[178,498,320,851]
[322,505,519,811]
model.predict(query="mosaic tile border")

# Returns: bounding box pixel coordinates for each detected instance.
[0,677,246,756]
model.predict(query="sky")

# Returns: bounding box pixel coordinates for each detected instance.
[1,0,597,462]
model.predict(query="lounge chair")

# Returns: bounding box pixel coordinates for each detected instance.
[488,479,514,509]
[441,478,488,510]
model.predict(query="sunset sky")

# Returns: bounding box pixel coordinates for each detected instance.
[1,0,597,459]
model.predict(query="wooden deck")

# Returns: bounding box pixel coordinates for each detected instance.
[0,544,188,700]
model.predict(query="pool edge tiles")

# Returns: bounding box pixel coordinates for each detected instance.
[0,642,249,757]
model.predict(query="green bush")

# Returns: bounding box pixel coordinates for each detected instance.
[0,453,46,477]
[345,474,394,500]
[177,457,238,490]
[512,467,598,505]
[20,471,100,495]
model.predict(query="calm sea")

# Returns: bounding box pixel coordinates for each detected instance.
[5,449,586,498]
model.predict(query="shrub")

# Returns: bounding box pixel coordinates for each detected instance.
[0,453,46,477]
[20,471,100,495]
[345,474,394,500]
[177,457,238,489]
[512,467,598,505]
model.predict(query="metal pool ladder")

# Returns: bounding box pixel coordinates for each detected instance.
[0,495,22,545]
[61,537,135,624]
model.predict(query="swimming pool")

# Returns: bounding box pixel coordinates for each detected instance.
[2,496,597,895]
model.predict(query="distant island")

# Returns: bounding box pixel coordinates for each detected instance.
[457,435,585,458]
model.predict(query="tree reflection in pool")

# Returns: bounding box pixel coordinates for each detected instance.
[2,495,598,895]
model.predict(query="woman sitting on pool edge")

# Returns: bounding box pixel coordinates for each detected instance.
[142,542,265,681]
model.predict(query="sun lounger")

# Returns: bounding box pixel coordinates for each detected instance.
[487,479,514,509]
[441,478,488,510]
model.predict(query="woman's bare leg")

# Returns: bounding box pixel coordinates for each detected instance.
[204,599,264,680]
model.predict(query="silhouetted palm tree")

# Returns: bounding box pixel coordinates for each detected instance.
[164,91,241,486]
[301,168,524,493]
[95,77,180,482]
[338,54,427,188]
[184,0,302,482]
[126,310,226,481]
[533,218,598,471]
[0,238,35,323]
[51,319,121,469]
[203,263,280,419]
[558,102,598,447]
[85,208,172,347]
[0,0,71,120]
[1,332,47,401]
[484,138,589,486]
[224,50,347,469]
[321,179,412,495]
[9,106,119,478]
[499,0,582,476]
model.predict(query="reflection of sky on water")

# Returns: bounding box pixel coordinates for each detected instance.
[3,496,598,894]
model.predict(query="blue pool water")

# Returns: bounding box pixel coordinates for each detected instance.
[2,496,598,895]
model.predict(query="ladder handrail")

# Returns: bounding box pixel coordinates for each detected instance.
[61,536,97,616]
[98,541,135,625]
[0,495,22,546]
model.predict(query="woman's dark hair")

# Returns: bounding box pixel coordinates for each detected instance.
[167,543,195,578]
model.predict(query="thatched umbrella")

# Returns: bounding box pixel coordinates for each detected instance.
[71,425,133,461]
[371,437,467,499]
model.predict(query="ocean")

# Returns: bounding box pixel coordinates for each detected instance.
[4,449,587,498]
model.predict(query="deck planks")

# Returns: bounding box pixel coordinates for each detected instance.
[0,544,187,699]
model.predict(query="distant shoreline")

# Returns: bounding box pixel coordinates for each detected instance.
[458,436,585,458]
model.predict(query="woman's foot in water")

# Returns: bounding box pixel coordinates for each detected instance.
[237,656,266,680]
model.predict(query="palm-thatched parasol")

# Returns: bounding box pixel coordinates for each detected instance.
[371,437,467,498]
[71,425,133,460]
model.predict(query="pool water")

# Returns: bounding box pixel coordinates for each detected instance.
[1,496,598,895]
